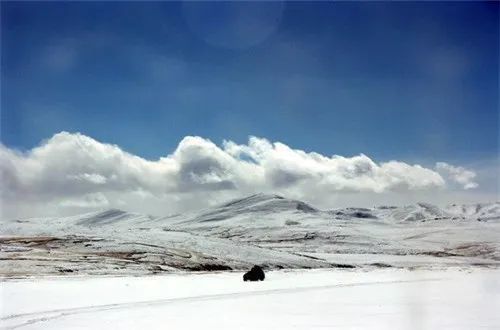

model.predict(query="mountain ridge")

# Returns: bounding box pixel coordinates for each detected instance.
[2,194,499,277]
[51,194,500,226]
[5,193,499,225]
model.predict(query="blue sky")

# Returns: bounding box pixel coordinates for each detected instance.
[1,1,499,217]
[1,1,498,163]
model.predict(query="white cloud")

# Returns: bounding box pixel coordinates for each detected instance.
[59,192,109,208]
[0,132,483,219]
[67,173,107,185]
[435,162,478,190]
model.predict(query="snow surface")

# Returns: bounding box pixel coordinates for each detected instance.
[1,269,499,330]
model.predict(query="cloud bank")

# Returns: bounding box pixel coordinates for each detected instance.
[1,132,481,219]
[435,162,478,190]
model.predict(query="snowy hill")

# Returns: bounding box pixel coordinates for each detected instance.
[210,193,318,215]
[1,194,499,277]
[445,202,500,221]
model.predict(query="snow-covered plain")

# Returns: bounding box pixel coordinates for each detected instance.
[2,269,499,330]
[1,194,500,329]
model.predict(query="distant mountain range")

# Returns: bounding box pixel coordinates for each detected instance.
[1,194,499,277]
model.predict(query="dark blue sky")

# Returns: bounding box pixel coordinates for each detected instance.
[1,1,498,163]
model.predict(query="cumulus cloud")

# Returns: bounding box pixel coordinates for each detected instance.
[435,162,478,190]
[0,132,482,218]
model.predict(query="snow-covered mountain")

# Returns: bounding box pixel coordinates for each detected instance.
[1,194,499,277]
[445,202,500,221]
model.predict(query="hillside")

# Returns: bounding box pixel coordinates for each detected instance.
[1,194,499,277]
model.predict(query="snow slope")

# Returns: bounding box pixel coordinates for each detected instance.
[167,194,500,267]
[1,194,499,276]
[1,269,499,330]
[445,202,500,221]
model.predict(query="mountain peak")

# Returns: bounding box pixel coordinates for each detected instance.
[221,193,285,208]
[189,193,317,223]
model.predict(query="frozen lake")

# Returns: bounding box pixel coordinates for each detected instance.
[1,268,499,330]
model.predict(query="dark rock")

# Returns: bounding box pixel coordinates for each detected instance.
[185,264,232,271]
[296,202,317,213]
[352,211,376,219]
[149,265,165,273]
[330,263,356,269]
[243,265,265,281]
[58,268,74,273]
[370,262,392,268]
